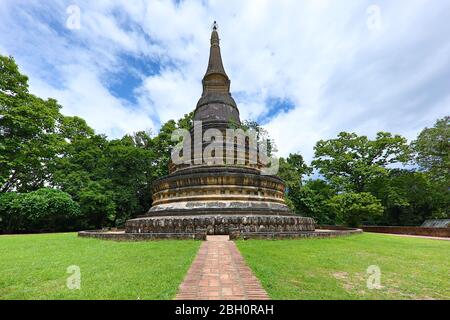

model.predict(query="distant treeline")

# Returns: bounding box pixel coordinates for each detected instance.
[1,55,448,232]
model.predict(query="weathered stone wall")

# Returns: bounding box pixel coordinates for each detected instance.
[78,230,206,241]
[230,228,362,240]
[78,227,362,241]
[126,215,315,235]
[361,226,450,238]
[316,225,361,231]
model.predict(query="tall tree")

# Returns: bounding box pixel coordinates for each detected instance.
[312,132,411,192]
[277,153,311,210]
[295,179,337,224]
[0,188,81,233]
[326,192,384,227]
[51,131,113,229]
[104,135,154,225]
[413,116,450,184]
[148,112,193,179]
[0,55,65,192]
[368,169,449,225]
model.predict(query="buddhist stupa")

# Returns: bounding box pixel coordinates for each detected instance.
[125,22,315,236]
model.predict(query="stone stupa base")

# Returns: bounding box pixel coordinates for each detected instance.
[125,214,316,235]
[78,226,362,241]
[79,203,364,241]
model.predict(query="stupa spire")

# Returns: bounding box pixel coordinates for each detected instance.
[194,21,239,123]
[204,21,229,81]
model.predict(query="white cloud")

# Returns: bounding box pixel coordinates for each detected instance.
[32,65,155,137]
[0,0,449,162]
[138,69,201,123]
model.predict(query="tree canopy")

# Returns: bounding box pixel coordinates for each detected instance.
[413,116,449,184]
[281,121,448,226]
[312,132,411,192]
[0,55,193,231]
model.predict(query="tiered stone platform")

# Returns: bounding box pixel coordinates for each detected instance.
[78,228,362,241]
[126,214,315,235]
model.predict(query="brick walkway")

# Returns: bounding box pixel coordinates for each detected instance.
[175,235,269,300]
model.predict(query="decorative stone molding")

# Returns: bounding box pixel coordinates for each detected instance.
[78,230,207,241]
[126,215,315,235]
[230,228,363,240]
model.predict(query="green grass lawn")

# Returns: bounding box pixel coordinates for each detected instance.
[0,233,201,300]
[236,233,450,300]
[1,232,449,300]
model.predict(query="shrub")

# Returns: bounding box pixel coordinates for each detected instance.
[0,188,80,233]
[326,192,384,227]
[0,192,23,232]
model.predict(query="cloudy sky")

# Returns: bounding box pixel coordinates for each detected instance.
[1,0,449,162]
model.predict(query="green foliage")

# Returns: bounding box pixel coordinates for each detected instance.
[294,179,337,224]
[238,120,277,156]
[0,55,28,97]
[326,192,384,227]
[148,112,193,179]
[368,169,449,225]
[77,181,116,229]
[312,132,411,192]
[50,130,113,229]
[0,188,80,232]
[413,116,450,184]
[0,54,197,231]
[50,113,194,229]
[277,153,312,211]
[0,192,22,231]
[104,136,153,226]
[0,56,67,193]
[278,154,311,189]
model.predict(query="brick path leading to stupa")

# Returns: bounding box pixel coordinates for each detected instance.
[175,235,270,300]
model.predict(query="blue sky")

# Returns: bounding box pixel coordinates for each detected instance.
[0,0,449,162]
